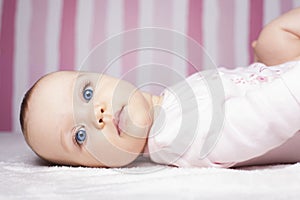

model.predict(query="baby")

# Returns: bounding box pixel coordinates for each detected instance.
[20,8,300,168]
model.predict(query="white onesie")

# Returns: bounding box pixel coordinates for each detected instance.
[143,61,300,168]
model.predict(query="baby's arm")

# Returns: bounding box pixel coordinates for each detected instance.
[253,7,300,66]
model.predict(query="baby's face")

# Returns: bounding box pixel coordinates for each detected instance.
[26,71,153,167]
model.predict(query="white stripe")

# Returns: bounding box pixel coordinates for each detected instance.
[0,0,3,33]
[263,0,281,25]
[136,0,154,89]
[172,0,188,78]
[151,0,174,92]
[13,0,32,132]
[203,0,219,69]
[104,0,123,77]
[234,0,250,67]
[45,0,62,73]
[293,0,300,7]
[75,0,94,70]
[138,0,154,27]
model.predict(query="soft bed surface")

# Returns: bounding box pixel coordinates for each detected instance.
[1,133,300,200]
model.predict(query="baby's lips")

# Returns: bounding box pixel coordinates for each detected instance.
[113,106,125,136]
[117,106,138,135]
[117,106,128,132]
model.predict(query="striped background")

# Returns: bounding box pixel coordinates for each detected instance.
[1,0,300,133]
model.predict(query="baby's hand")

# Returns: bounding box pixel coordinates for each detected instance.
[253,7,300,66]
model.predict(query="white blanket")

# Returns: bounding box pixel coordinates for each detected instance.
[1,133,300,200]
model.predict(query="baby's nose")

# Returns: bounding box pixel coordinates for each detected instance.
[94,105,105,129]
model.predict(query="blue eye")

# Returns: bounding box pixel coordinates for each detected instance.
[83,88,93,101]
[75,129,86,144]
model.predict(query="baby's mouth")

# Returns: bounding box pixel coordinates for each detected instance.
[113,106,124,136]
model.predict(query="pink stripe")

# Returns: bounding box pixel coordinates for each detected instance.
[29,0,47,85]
[218,0,235,69]
[249,0,263,64]
[187,0,203,75]
[59,0,77,70]
[122,0,139,83]
[0,0,16,131]
[280,0,293,13]
[89,0,107,72]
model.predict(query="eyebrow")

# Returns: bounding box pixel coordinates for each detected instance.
[75,73,86,84]
[60,126,73,153]
[60,72,88,153]
[59,73,79,154]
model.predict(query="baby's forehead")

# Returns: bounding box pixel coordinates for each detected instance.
[37,71,79,102]
[37,71,106,88]
[39,71,79,86]
[29,71,79,123]
[26,72,80,156]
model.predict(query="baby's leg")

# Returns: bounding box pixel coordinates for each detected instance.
[253,7,300,66]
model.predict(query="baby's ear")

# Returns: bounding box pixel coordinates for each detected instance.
[251,40,257,48]
[251,40,259,62]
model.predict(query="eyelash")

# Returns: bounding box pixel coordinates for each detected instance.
[72,80,92,147]
[72,126,85,147]
[81,80,92,101]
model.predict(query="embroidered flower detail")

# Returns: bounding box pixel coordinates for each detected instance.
[256,76,268,82]
[259,66,268,72]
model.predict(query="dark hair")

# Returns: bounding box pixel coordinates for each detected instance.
[19,83,37,138]
[19,75,52,163]
[19,73,49,137]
